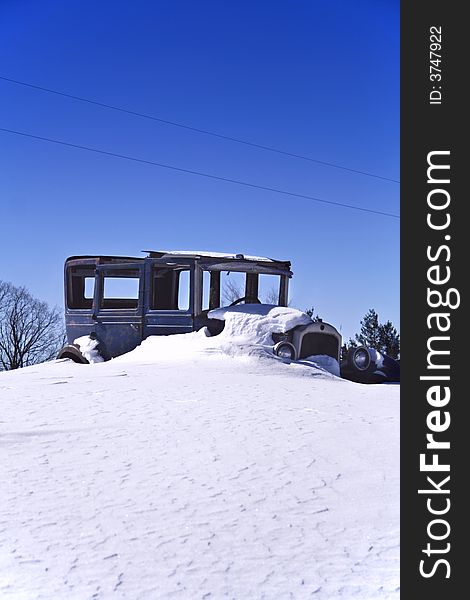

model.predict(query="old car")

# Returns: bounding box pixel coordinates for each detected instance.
[57,250,399,383]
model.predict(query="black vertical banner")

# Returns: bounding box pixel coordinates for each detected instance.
[401,2,467,598]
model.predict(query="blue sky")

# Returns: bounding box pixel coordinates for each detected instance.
[0,0,399,341]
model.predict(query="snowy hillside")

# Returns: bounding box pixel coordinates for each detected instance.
[0,317,399,599]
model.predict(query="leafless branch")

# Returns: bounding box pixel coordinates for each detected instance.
[0,281,65,370]
[222,279,243,305]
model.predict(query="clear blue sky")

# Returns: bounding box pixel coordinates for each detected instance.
[0,0,399,341]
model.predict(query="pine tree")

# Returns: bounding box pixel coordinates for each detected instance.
[341,309,400,360]
[378,320,400,359]
[355,309,382,349]
[340,339,357,361]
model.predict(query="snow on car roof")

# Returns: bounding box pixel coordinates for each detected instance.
[144,250,281,263]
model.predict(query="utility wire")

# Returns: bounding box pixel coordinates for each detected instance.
[0,75,399,184]
[0,126,400,219]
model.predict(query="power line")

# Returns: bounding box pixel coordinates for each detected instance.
[0,75,399,184]
[0,126,400,219]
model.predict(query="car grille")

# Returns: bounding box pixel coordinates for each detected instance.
[299,333,339,360]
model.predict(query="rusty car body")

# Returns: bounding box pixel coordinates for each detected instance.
[57,250,399,383]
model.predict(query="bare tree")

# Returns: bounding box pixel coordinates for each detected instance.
[0,282,9,314]
[222,280,291,306]
[264,286,293,306]
[222,279,243,305]
[0,281,65,371]
[263,286,279,305]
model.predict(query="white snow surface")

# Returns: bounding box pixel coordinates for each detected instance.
[0,324,399,599]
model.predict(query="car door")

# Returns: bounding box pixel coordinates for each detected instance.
[93,263,144,358]
[143,260,194,337]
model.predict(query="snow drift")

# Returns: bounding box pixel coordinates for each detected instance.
[115,305,339,377]
[0,305,399,599]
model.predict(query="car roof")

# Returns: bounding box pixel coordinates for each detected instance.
[144,249,287,263]
[66,250,291,270]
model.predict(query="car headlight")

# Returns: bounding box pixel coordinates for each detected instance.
[352,347,371,371]
[273,341,296,360]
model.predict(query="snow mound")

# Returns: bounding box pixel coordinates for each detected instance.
[208,304,312,345]
[73,335,104,363]
[301,354,341,377]
[115,305,313,364]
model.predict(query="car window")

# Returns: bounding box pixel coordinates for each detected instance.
[178,270,190,310]
[67,266,96,309]
[220,271,246,306]
[103,277,139,299]
[202,270,211,310]
[151,267,190,310]
[101,269,140,309]
[84,277,95,299]
[258,274,281,304]
[201,270,283,309]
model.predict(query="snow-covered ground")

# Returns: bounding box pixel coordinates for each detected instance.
[0,309,399,599]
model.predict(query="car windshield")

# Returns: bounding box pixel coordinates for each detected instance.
[202,270,283,310]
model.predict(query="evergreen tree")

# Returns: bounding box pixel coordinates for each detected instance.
[355,309,382,349]
[379,320,400,359]
[341,309,400,360]
[340,339,357,361]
